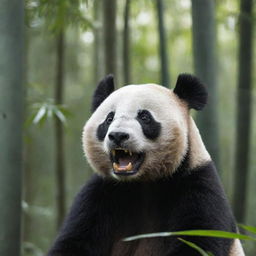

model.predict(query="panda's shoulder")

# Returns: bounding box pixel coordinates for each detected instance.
[175,161,222,189]
[173,161,229,202]
[172,161,236,224]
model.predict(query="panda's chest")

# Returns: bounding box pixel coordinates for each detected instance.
[111,237,167,256]
[110,211,170,256]
[108,182,175,256]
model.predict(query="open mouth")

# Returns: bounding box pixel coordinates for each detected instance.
[110,148,145,176]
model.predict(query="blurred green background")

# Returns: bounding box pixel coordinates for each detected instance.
[0,0,255,255]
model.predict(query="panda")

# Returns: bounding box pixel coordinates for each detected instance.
[48,74,245,256]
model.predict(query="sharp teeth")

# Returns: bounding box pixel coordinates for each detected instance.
[112,150,116,156]
[129,150,132,156]
[127,162,133,171]
[113,162,118,171]
[125,149,128,153]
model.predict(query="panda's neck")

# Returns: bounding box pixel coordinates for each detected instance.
[188,116,211,169]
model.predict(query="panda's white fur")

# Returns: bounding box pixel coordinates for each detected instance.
[83,83,210,180]
[230,239,245,256]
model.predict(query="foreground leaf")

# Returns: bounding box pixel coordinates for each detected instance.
[238,224,256,235]
[123,230,256,242]
[178,238,212,256]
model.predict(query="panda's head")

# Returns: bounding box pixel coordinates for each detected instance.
[82,74,210,181]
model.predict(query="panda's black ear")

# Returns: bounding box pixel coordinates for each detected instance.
[91,74,115,112]
[173,73,208,110]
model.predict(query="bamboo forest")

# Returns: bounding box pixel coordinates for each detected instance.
[0,0,256,255]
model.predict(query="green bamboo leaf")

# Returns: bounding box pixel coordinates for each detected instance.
[33,106,47,124]
[57,105,72,118]
[238,224,256,234]
[123,230,256,242]
[47,106,54,119]
[178,238,212,256]
[53,107,67,124]
[37,111,48,126]
[124,232,171,241]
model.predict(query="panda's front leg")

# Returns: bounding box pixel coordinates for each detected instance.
[47,175,115,256]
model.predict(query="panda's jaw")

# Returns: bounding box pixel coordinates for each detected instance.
[110,149,145,176]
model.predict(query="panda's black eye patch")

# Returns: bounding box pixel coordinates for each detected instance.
[136,110,161,140]
[97,112,115,141]
[106,113,114,124]
[137,110,152,124]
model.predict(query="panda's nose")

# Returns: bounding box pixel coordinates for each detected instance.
[108,132,129,146]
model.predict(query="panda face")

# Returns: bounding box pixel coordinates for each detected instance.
[83,84,189,180]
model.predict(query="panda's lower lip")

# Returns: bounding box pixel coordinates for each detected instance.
[113,169,139,176]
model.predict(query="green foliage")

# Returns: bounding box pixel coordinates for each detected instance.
[22,241,43,256]
[27,99,71,127]
[22,201,53,217]
[178,238,213,256]
[25,0,92,32]
[124,229,256,242]
[124,228,256,255]
[238,224,256,235]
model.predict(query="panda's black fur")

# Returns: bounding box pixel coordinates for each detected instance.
[48,74,239,256]
[174,74,208,110]
[136,109,162,140]
[97,111,115,141]
[91,74,115,112]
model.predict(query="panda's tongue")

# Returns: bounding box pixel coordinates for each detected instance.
[119,157,132,168]
[112,150,138,172]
